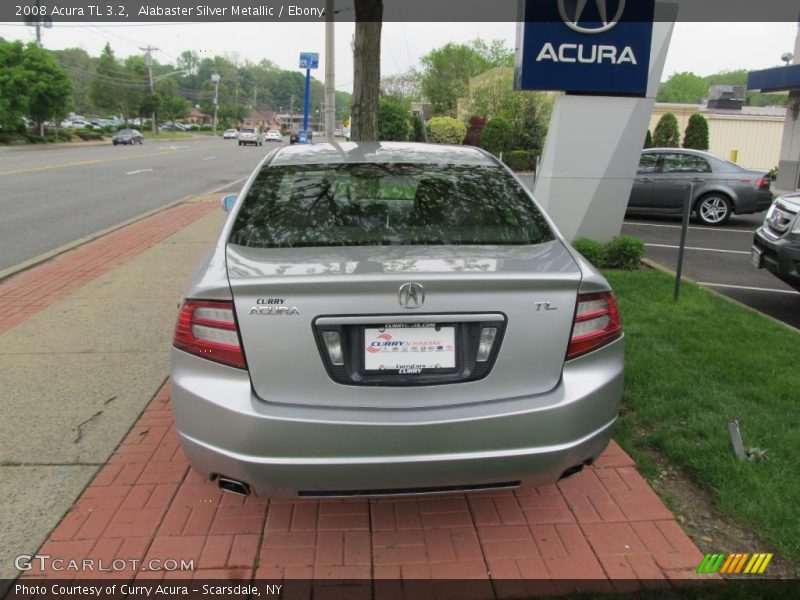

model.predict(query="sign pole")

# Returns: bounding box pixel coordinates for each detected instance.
[303,68,311,132]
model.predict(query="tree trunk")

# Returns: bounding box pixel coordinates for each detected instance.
[352,0,382,142]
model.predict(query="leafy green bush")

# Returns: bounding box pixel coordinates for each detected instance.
[605,235,645,270]
[505,149,535,172]
[644,129,653,149]
[409,115,426,142]
[426,116,466,145]
[653,113,680,147]
[480,117,512,157]
[682,113,709,150]
[572,237,607,267]
[378,99,411,141]
[75,130,104,141]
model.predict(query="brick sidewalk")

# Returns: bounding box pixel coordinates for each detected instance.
[0,201,214,335]
[22,384,707,595]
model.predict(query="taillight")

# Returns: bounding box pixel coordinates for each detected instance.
[566,292,622,359]
[755,175,770,188]
[173,300,247,369]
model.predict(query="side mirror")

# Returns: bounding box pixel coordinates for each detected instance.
[220,194,237,212]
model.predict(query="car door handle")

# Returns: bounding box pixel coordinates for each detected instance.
[639,178,654,183]
[691,177,704,182]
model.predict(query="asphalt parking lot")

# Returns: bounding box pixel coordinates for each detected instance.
[620,211,800,329]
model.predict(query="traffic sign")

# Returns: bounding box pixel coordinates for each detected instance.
[299,53,319,70]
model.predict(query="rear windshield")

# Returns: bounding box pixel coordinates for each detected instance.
[229,163,554,248]
[240,129,256,133]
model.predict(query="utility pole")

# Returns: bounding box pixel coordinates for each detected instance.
[290,94,295,131]
[325,0,335,142]
[211,71,221,136]
[141,45,159,134]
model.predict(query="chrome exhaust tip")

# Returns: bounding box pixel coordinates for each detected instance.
[217,476,251,496]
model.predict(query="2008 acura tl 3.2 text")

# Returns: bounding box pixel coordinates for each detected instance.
[170,142,624,498]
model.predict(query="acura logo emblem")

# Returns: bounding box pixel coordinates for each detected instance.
[557,0,626,34]
[398,283,425,309]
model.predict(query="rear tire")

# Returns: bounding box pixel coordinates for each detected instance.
[696,193,732,226]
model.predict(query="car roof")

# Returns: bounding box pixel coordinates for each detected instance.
[644,148,720,160]
[270,142,497,167]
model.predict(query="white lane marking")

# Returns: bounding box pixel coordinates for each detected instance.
[126,168,153,175]
[202,156,216,161]
[645,243,750,255]
[157,145,188,150]
[698,282,799,295]
[624,221,756,234]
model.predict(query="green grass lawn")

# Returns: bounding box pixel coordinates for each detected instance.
[604,269,799,564]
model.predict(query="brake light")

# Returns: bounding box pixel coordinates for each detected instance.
[755,175,770,188]
[173,300,247,369]
[566,292,622,359]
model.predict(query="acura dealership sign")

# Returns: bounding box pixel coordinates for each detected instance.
[515,0,655,96]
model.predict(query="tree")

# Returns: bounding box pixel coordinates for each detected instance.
[480,117,513,156]
[657,71,707,104]
[426,116,466,145]
[23,44,72,135]
[0,40,33,131]
[463,115,486,146]
[91,43,122,115]
[381,70,421,104]
[644,129,653,149]
[351,0,382,141]
[420,42,493,117]
[468,69,553,155]
[683,113,709,150]
[378,98,410,141]
[51,47,95,114]
[653,113,680,148]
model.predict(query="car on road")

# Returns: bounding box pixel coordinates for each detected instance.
[752,193,800,291]
[264,129,282,142]
[238,128,261,146]
[111,129,144,145]
[289,130,313,145]
[627,148,773,226]
[171,142,624,498]
[223,128,238,140]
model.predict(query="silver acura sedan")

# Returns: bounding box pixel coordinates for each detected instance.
[171,142,624,498]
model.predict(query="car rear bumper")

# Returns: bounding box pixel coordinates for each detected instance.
[171,337,623,497]
[735,189,773,214]
[753,228,800,290]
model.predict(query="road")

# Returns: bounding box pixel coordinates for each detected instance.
[0,136,283,271]
[621,212,800,329]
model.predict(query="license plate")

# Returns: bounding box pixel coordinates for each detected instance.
[364,324,455,372]
[751,246,763,268]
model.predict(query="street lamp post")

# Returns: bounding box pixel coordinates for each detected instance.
[211,72,221,136]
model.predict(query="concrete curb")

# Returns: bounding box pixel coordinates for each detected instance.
[641,257,800,335]
[0,175,246,284]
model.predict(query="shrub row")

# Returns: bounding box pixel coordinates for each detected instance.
[572,235,645,270]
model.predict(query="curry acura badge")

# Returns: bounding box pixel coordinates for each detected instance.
[558,0,626,34]
[250,298,300,315]
[398,283,425,309]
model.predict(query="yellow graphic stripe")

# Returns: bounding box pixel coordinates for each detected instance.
[757,554,773,574]
[744,554,762,574]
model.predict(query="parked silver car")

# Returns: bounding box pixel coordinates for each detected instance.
[752,193,800,291]
[627,148,773,226]
[171,142,624,498]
